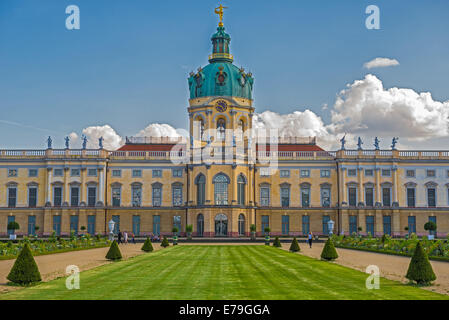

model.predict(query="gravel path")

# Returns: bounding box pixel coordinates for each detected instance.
[283,241,449,296]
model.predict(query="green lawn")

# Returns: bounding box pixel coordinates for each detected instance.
[1,245,446,300]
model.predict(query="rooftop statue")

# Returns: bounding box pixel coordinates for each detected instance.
[82,135,87,150]
[374,137,380,150]
[47,136,52,149]
[340,134,346,150]
[99,136,104,149]
[357,137,363,150]
[214,4,228,27]
[65,136,70,149]
[391,137,399,150]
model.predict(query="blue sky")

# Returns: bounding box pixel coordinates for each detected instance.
[0,0,448,149]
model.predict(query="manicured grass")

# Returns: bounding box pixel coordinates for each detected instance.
[0,245,446,300]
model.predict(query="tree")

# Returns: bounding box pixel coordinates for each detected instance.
[406,241,436,285]
[273,236,282,248]
[321,238,339,261]
[161,237,170,248]
[186,224,193,240]
[424,221,437,236]
[7,221,20,234]
[141,238,154,252]
[250,224,256,241]
[7,243,41,285]
[289,237,300,252]
[105,240,122,261]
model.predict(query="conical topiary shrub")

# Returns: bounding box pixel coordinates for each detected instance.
[289,237,300,252]
[273,236,282,248]
[141,237,154,252]
[161,237,170,248]
[105,240,122,261]
[321,238,338,261]
[406,241,436,285]
[7,243,41,285]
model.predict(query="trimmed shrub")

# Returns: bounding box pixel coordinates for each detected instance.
[406,241,436,285]
[289,237,300,252]
[105,240,122,261]
[141,238,154,252]
[273,237,282,248]
[7,243,41,285]
[161,237,170,248]
[321,238,339,261]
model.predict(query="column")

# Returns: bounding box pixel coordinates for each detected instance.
[392,209,401,237]
[358,167,364,205]
[46,168,52,205]
[232,165,237,205]
[375,167,381,206]
[392,166,398,206]
[80,167,86,205]
[375,209,383,236]
[98,166,105,205]
[63,167,69,205]
[340,167,347,205]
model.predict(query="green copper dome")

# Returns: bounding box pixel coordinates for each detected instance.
[188,26,254,100]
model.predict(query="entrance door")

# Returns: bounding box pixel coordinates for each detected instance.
[214,213,228,237]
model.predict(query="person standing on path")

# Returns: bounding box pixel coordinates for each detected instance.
[118,230,122,244]
[308,232,313,248]
[124,231,128,244]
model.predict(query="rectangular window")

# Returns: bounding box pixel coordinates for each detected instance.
[112,215,120,234]
[87,168,97,176]
[382,169,391,177]
[53,187,62,206]
[365,187,374,206]
[132,185,142,207]
[172,186,182,206]
[112,187,121,207]
[281,187,290,207]
[320,169,331,177]
[260,187,270,206]
[382,188,391,207]
[28,216,36,236]
[349,215,358,235]
[429,216,437,235]
[282,215,289,235]
[321,187,331,207]
[133,216,141,236]
[408,216,416,234]
[152,187,162,207]
[87,215,96,235]
[348,169,357,177]
[261,215,269,234]
[8,187,17,207]
[322,215,330,235]
[71,168,80,177]
[173,216,181,234]
[280,170,290,178]
[87,187,96,207]
[28,169,38,177]
[383,216,391,235]
[365,169,374,177]
[348,187,357,206]
[53,215,61,236]
[427,188,436,207]
[426,170,436,177]
[300,169,310,177]
[8,169,18,177]
[132,169,142,177]
[301,187,310,207]
[28,187,37,207]
[112,169,121,177]
[70,187,79,206]
[70,215,79,235]
[7,216,15,235]
[152,169,162,178]
[407,188,415,207]
[153,215,160,235]
[172,169,183,177]
[406,170,415,178]
[302,216,310,235]
[366,216,375,236]
[54,168,63,176]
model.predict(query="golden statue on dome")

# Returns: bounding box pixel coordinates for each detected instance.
[214,4,228,27]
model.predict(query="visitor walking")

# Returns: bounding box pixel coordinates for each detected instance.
[124,231,128,244]
[308,232,313,248]
[118,230,122,244]
[132,233,136,244]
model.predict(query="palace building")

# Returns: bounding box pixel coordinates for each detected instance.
[1,9,448,238]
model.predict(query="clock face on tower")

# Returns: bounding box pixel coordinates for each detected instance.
[215,100,228,112]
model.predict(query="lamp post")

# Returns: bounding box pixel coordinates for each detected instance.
[108,219,115,241]
[327,219,335,237]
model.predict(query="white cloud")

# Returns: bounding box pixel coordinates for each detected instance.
[363,57,399,69]
[135,123,182,138]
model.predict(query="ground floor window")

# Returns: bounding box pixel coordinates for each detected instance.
[153,215,160,235]
[383,215,391,235]
[349,215,358,235]
[70,215,79,235]
[28,216,36,236]
[282,215,289,235]
[173,216,181,234]
[112,215,120,234]
[133,215,140,236]
[215,214,228,237]
[7,216,15,235]
[53,215,61,236]
[238,214,245,236]
[428,216,437,235]
[302,215,310,235]
[197,214,204,237]
[87,215,96,235]
[366,216,374,236]
[408,216,416,234]
[322,215,330,235]
[261,215,269,234]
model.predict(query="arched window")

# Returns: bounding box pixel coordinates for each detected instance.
[195,174,206,205]
[194,117,205,140]
[237,174,246,206]
[217,118,226,140]
[238,119,244,131]
[238,214,245,236]
[213,173,229,205]
[197,214,204,237]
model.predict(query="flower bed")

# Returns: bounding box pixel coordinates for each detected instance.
[0,235,110,260]
[332,234,449,262]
